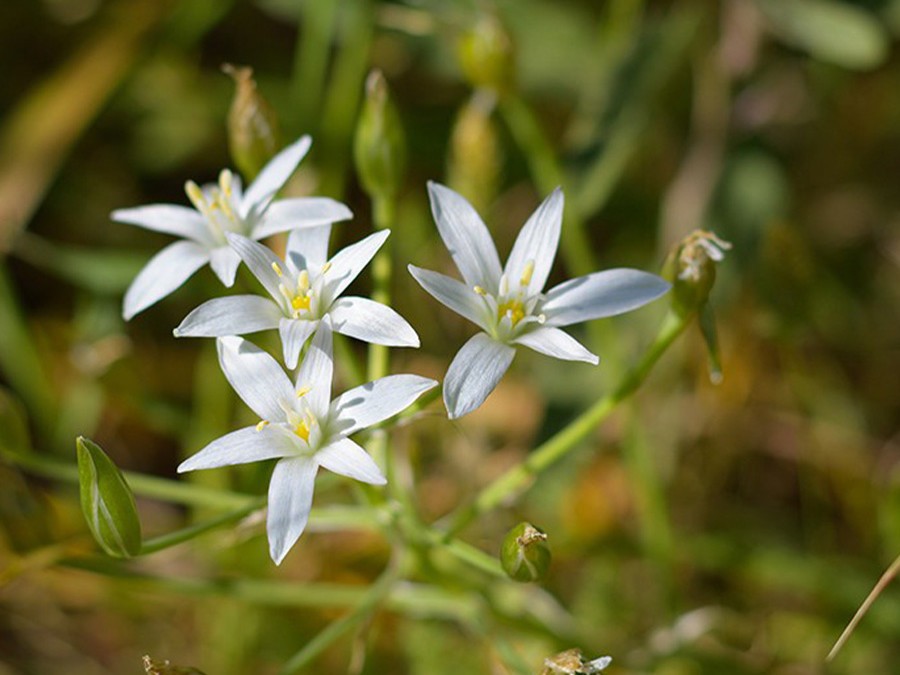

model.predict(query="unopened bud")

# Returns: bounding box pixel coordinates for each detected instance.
[143,654,206,674]
[500,522,551,582]
[354,70,406,200]
[457,12,515,95]
[541,649,612,674]
[223,64,281,181]
[662,230,731,318]
[76,436,142,558]
[448,91,502,213]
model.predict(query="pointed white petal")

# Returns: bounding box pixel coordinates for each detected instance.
[504,187,563,295]
[332,374,437,435]
[174,296,281,337]
[267,456,318,564]
[329,297,419,347]
[427,181,502,289]
[316,437,386,485]
[407,264,489,330]
[111,204,213,245]
[225,233,284,302]
[514,326,599,364]
[279,317,318,370]
[252,197,352,239]
[323,229,389,301]
[123,240,209,320]
[178,425,296,472]
[294,320,334,418]
[241,135,312,218]
[287,224,331,271]
[542,269,671,327]
[217,336,295,422]
[442,332,515,419]
[209,246,242,287]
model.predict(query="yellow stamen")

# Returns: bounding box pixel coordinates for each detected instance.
[321,262,332,274]
[271,261,284,277]
[497,299,526,326]
[255,420,269,432]
[296,385,312,398]
[185,181,207,211]
[473,285,486,296]
[297,269,310,292]
[291,294,311,312]
[520,259,535,286]
[293,420,310,442]
[218,169,233,197]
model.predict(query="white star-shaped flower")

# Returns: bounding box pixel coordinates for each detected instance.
[178,319,437,564]
[409,182,671,418]
[113,136,352,319]
[173,226,419,369]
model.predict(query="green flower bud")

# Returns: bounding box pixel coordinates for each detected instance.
[448,91,502,214]
[500,522,551,582]
[76,436,142,558]
[662,230,731,318]
[457,12,516,95]
[223,64,281,181]
[354,70,406,200]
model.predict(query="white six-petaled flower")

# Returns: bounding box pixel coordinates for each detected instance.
[409,182,671,419]
[113,136,352,319]
[173,226,419,369]
[178,320,437,564]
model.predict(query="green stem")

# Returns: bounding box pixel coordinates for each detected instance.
[444,311,688,536]
[289,0,339,136]
[139,500,263,555]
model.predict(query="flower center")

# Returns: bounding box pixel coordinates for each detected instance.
[472,259,545,340]
[293,419,311,442]
[272,263,316,319]
[497,298,526,326]
[185,169,244,243]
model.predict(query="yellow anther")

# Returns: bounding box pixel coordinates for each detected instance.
[255,420,270,432]
[293,420,310,442]
[498,299,526,326]
[296,385,312,398]
[537,313,546,324]
[185,180,207,211]
[520,259,535,286]
[473,285,486,296]
[291,294,311,312]
[321,261,332,274]
[218,169,233,196]
[297,269,310,292]
[271,261,284,277]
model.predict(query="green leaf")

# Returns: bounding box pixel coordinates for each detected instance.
[758,0,889,70]
[76,436,142,558]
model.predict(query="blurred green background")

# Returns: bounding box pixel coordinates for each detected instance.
[2,0,900,673]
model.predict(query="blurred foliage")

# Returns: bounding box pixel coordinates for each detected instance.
[1,0,900,673]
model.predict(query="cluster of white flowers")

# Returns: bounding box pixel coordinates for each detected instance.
[117,137,669,562]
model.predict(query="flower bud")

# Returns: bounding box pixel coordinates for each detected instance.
[662,230,731,318]
[143,654,207,674]
[354,70,406,200]
[77,436,142,558]
[500,522,551,582]
[448,91,502,214]
[541,649,612,674]
[223,64,281,181]
[457,12,515,95]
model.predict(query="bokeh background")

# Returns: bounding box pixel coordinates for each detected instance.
[1,0,900,673]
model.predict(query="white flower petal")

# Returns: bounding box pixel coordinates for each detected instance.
[504,187,563,295]
[267,456,318,565]
[442,332,516,419]
[407,264,489,331]
[542,268,671,327]
[252,197,352,240]
[287,224,332,271]
[111,204,213,245]
[177,425,295,472]
[316,437,386,485]
[209,246,242,287]
[329,297,419,347]
[217,336,295,422]
[279,317,318,370]
[323,229,389,301]
[514,326,599,364]
[427,181,502,289]
[123,240,209,320]
[174,296,282,337]
[225,233,284,302]
[332,374,438,436]
[240,135,312,218]
[294,320,334,418]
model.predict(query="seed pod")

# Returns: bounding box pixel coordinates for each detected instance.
[662,230,731,318]
[354,70,406,200]
[77,436,142,558]
[223,64,281,181]
[500,521,551,582]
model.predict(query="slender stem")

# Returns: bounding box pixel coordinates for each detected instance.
[139,501,263,555]
[827,551,900,662]
[444,311,688,536]
[289,0,338,136]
